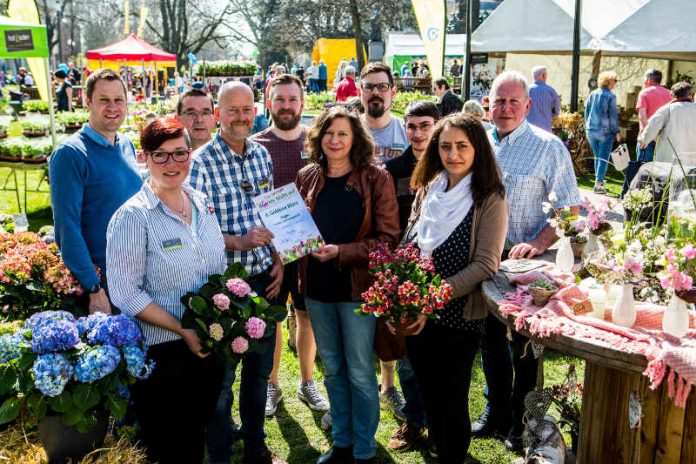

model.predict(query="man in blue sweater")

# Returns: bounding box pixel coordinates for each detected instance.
[49,68,142,313]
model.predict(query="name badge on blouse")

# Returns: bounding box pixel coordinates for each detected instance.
[162,238,183,251]
[300,150,309,160]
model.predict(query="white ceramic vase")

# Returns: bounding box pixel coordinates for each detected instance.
[662,293,690,338]
[612,284,636,328]
[556,236,574,273]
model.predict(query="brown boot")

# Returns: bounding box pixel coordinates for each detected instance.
[387,422,425,451]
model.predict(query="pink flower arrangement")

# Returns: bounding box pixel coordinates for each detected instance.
[226,278,251,297]
[231,336,249,354]
[213,293,231,311]
[245,317,266,339]
[622,257,643,275]
[581,197,612,233]
[660,265,694,292]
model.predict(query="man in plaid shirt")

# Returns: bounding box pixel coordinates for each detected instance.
[472,71,580,452]
[189,81,285,464]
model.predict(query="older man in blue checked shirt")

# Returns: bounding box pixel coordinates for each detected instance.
[49,68,142,314]
[188,81,285,464]
[472,71,580,452]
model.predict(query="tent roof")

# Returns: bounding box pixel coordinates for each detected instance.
[385,33,467,58]
[0,14,48,58]
[471,0,664,54]
[86,34,176,62]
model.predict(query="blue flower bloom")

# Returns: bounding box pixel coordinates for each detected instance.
[0,332,22,364]
[74,345,121,383]
[30,319,80,354]
[32,353,74,397]
[25,311,76,331]
[76,312,108,337]
[121,344,154,379]
[87,315,142,347]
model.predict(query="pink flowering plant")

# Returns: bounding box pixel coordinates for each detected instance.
[180,262,287,364]
[543,192,587,244]
[356,242,452,326]
[0,232,84,322]
[580,196,613,235]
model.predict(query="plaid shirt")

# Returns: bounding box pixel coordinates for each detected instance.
[188,134,274,275]
[491,120,580,248]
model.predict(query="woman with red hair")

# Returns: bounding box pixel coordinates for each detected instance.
[106,118,226,464]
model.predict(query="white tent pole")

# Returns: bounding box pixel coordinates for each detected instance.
[46,57,56,147]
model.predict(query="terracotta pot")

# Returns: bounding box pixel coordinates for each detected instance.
[22,130,47,137]
[38,412,108,464]
[528,286,558,307]
[570,240,586,258]
[391,319,420,337]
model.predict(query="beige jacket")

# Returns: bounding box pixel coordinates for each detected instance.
[405,188,509,320]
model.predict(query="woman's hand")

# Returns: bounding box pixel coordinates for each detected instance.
[180,328,209,358]
[615,133,621,142]
[312,244,339,262]
[385,314,427,336]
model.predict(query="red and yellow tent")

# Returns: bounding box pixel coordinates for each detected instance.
[86,34,176,72]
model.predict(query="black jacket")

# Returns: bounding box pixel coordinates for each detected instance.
[437,91,463,117]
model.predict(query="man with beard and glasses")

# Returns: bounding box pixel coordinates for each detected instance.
[359,62,409,166]
[189,82,286,464]
[175,89,216,151]
[358,62,409,423]
[250,74,329,418]
[49,68,142,314]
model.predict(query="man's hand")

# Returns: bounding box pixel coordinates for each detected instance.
[615,133,621,142]
[508,242,543,259]
[180,328,208,358]
[226,227,274,251]
[265,260,284,300]
[88,289,112,314]
[312,244,339,262]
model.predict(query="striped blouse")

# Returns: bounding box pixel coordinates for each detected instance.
[106,182,226,346]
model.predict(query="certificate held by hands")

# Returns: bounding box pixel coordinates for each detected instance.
[253,183,325,265]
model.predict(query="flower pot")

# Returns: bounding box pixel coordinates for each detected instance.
[663,294,690,338]
[391,319,420,337]
[581,234,601,262]
[38,413,108,464]
[22,130,47,137]
[612,284,636,328]
[528,286,558,307]
[0,132,7,139]
[570,240,586,258]
[676,287,696,304]
[21,156,47,164]
[64,123,83,133]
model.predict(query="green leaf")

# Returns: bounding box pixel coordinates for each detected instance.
[199,283,218,299]
[17,352,37,371]
[0,366,18,395]
[0,396,20,424]
[189,296,210,316]
[195,318,208,334]
[264,305,288,323]
[48,391,73,413]
[251,296,269,311]
[61,407,83,426]
[106,395,127,420]
[180,309,198,330]
[75,415,97,434]
[27,392,47,419]
[73,384,100,411]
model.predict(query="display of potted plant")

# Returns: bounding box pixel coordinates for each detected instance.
[356,242,453,336]
[543,192,587,258]
[20,118,50,137]
[0,311,153,463]
[528,278,559,306]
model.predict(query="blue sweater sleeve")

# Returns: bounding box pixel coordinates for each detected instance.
[48,145,100,289]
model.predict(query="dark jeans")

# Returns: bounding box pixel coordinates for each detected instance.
[406,323,480,464]
[480,313,538,434]
[206,269,278,461]
[131,339,223,464]
[396,356,426,428]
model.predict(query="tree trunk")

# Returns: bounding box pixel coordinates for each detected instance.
[348,0,365,71]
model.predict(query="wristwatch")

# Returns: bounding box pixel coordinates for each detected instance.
[87,283,102,294]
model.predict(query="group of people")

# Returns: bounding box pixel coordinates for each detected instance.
[48,61,581,464]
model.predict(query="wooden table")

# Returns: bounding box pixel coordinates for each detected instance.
[481,264,696,464]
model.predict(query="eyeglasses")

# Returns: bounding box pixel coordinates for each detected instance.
[181,110,214,119]
[405,123,434,133]
[148,148,191,164]
[361,82,392,93]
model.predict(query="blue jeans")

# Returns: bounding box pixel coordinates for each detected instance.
[587,130,615,182]
[397,357,426,428]
[206,272,278,461]
[637,140,656,162]
[306,298,379,459]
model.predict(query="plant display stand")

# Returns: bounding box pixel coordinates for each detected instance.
[0,160,48,212]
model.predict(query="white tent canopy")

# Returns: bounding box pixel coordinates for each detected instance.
[384,33,467,58]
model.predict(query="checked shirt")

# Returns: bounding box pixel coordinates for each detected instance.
[188,134,274,276]
[491,120,580,249]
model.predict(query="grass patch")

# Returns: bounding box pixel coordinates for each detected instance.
[0,168,52,231]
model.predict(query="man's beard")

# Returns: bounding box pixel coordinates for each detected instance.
[367,98,386,118]
[272,110,302,130]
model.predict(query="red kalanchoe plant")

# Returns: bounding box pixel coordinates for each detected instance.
[357,242,452,325]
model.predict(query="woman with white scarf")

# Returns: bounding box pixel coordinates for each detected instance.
[401,113,508,463]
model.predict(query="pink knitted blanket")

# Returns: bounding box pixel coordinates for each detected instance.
[498,266,696,407]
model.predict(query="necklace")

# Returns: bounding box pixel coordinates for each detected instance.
[178,191,188,218]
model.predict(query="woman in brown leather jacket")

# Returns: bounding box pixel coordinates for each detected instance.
[401,113,508,463]
[295,106,399,464]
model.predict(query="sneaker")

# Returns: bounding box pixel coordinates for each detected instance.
[316,445,352,464]
[286,311,297,351]
[388,422,425,451]
[298,380,330,411]
[505,422,525,453]
[265,382,283,417]
[321,411,332,430]
[242,449,288,464]
[379,386,406,422]
[593,182,607,195]
[471,409,507,439]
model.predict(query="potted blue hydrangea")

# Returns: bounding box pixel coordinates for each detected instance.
[0,310,153,463]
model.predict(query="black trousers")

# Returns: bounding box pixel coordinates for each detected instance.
[131,339,224,464]
[406,322,480,464]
